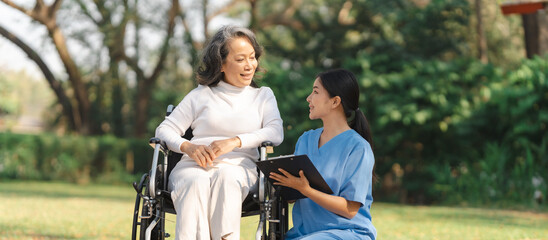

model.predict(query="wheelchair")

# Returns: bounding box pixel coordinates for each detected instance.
[131,105,289,240]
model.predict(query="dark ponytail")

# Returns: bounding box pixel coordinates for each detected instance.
[317,69,374,150]
[353,108,374,150]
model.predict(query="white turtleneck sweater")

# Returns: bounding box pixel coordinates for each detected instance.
[155,80,284,168]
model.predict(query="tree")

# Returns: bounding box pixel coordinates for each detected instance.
[0,0,179,136]
[0,0,245,137]
[0,0,89,133]
[0,23,77,130]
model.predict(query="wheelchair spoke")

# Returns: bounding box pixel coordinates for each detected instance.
[149,212,176,224]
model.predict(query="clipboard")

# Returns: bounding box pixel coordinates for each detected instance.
[256,154,333,200]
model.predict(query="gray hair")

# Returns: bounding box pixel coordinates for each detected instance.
[196,25,264,87]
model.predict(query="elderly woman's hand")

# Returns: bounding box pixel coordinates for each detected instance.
[209,137,241,158]
[180,142,216,168]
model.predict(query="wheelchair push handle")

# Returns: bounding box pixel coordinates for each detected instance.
[261,141,274,154]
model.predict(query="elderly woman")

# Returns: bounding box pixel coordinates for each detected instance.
[155,25,284,240]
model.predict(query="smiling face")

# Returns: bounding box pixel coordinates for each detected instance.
[306,78,337,120]
[221,37,258,87]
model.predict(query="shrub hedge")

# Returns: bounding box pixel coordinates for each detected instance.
[263,55,547,206]
[0,133,152,184]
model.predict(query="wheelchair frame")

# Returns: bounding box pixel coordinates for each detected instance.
[131,107,288,240]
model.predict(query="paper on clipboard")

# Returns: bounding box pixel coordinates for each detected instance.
[256,154,333,200]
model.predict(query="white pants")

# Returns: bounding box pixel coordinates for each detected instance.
[169,160,258,240]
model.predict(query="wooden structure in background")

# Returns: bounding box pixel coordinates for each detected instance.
[500,0,548,58]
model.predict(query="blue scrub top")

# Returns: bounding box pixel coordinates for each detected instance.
[285,128,377,240]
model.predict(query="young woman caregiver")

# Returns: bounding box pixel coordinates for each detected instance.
[155,25,284,240]
[269,69,376,240]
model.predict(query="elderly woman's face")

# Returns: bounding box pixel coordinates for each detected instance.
[221,37,257,87]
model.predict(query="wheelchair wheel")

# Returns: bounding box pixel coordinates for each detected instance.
[132,174,165,240]
[268,186,288,240]
[139,208,163,240]
[268,201,288,240]
[131,194,142,240]
[142,182,166,240]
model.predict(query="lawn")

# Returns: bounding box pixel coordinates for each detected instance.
[1,181,547,240]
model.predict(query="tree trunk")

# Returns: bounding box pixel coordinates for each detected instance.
[48,25,90,133]
[110,62,125,137]
[203,0,209,39]
[475,0,488,63]
[135,83,152,137]
[132,0,179,137]
[522,12,540,59]
[249,0,258,32]
[539,10,548,55]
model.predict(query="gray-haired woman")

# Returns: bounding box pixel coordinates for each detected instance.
[155,25,284,240]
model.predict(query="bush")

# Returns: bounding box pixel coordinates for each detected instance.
[447,56,548,206]
[351,55,548,206]
[264,55,548,207]
[0,132,152,184]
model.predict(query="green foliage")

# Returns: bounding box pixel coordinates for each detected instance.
[258,0,474,73]
[0,70,54,131]
[263,54,548,206]
[253,0,536,206]
[2,0,541,207]
[399,0,471,60]
[257,0,379,68]
[260,58,324,155]
[146,73,197,136]
[446,56,548,205]
[365,56,546,205]
[0,132,152,184]
[0,74,19,115]
[349,56,498,203]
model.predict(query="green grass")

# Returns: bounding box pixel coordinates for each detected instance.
[1,181,547,240]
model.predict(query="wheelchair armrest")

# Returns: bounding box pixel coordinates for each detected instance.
[149,137,167,152]
[147,138,166,199]
[148,137,171,199]
[258,141,274,203]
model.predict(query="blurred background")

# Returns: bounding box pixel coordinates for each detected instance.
[0,0,546,209]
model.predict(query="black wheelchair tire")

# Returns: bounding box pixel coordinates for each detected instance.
[268,186,288,240]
